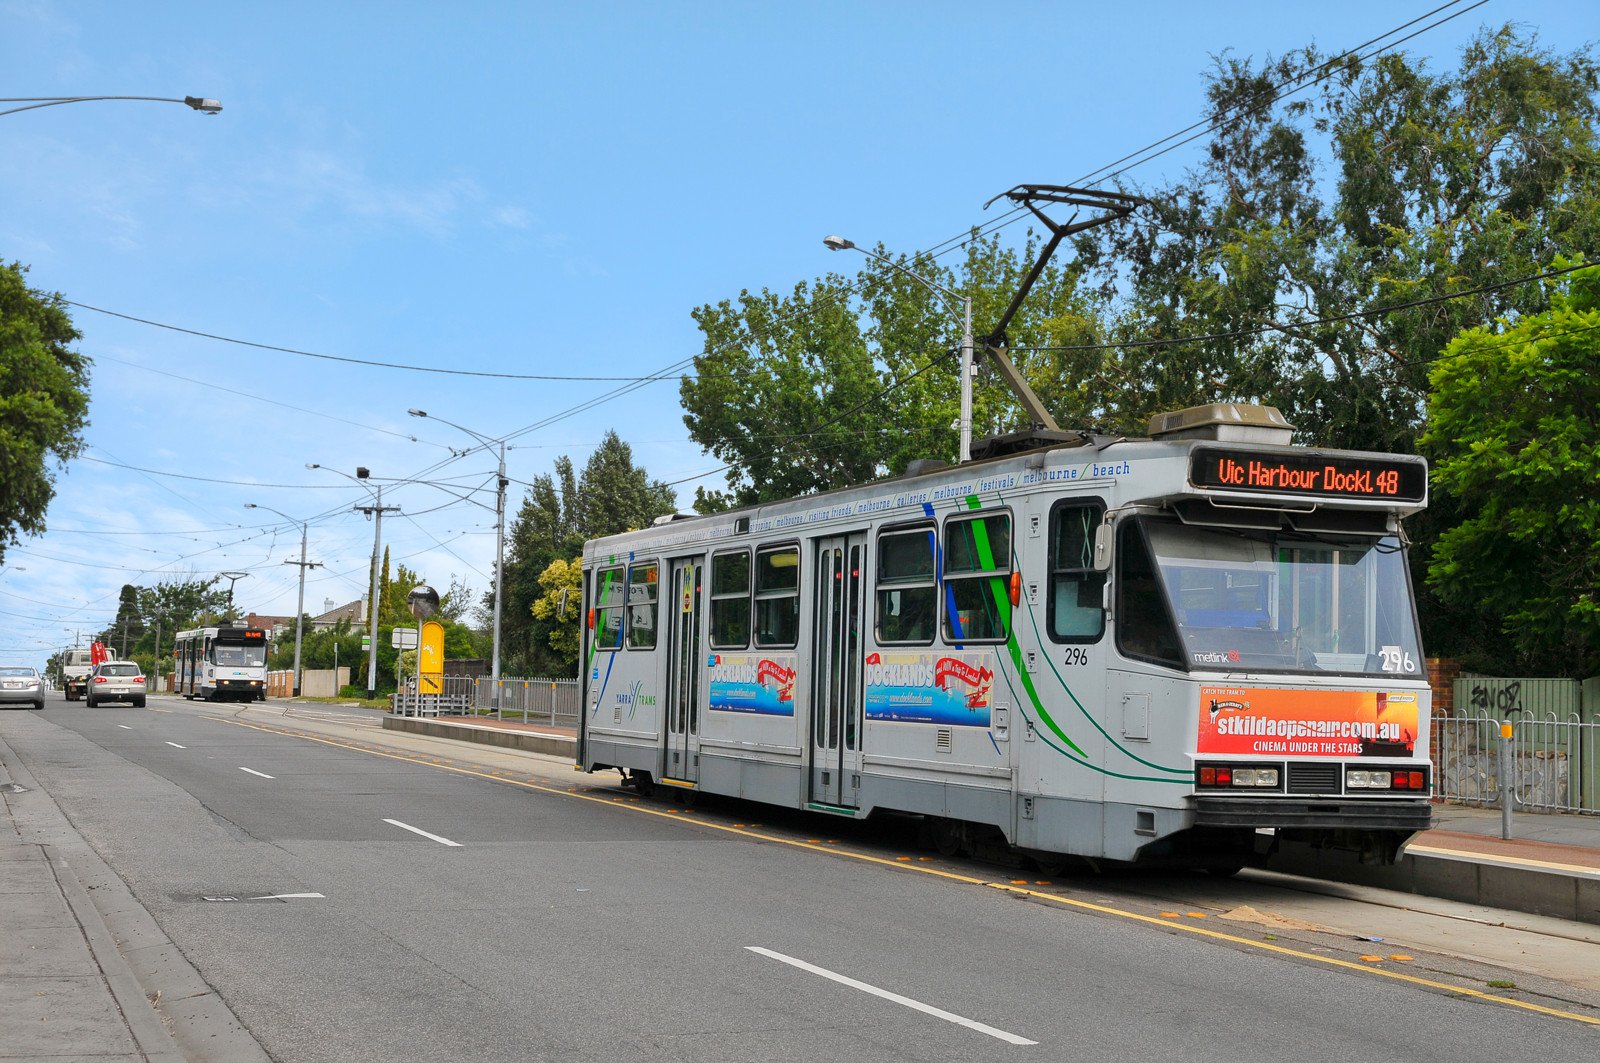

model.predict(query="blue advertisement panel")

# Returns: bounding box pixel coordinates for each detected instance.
[864,651,993,727]
[708,653,797,717]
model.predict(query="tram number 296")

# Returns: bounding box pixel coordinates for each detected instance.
[1061,647,1090,667]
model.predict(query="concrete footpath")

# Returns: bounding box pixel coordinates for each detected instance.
[391,712,1600,925]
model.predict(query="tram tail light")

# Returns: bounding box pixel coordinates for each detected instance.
[1196,763,1280,789]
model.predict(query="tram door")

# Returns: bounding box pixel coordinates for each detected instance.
[662,557,704,784]
[809,533,867,809]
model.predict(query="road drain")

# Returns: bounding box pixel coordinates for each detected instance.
[177,891,325,903]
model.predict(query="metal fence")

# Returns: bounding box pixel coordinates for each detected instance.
[437,675,581,726]
[1432,709,1600,815]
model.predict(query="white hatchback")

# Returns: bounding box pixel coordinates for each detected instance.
[87,661,147,707]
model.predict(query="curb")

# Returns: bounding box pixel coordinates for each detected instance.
[44,843,186,1063]
[382,714,576,758]
[1268,838,1600,926]
[0,726,273,1062]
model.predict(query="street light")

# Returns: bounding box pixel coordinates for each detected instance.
[0,95,222,118]
[307,463,399,699]
[219,571,249,609]
[245,504,322,698]
[825,235,976,464]
[408,408,509,715]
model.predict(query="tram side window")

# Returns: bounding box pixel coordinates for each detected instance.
[710,550,751,648]
[1115,522,1184,667]
[755,546,800,647]
[626,562,659,649]
[942,513,1011,643]
[876,526,936,644]
[593,565,625,650]
[1050,502,1106,641]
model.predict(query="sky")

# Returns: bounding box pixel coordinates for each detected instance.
[1,0,1594,667]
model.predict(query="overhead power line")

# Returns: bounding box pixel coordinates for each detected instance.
[65,301,688,381]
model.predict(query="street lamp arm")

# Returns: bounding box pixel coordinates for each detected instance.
[825,237,966,321]
[407,409,499,456]
[0,95,221,118]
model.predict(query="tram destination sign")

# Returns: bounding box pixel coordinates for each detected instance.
[1190,447,1426,503]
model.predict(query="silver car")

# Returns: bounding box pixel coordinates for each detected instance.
[87,661,147,707]
[0,666,45,710]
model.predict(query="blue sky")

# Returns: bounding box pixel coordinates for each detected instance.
[1,1,1593,665]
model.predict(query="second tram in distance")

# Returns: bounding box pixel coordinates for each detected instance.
[173,623,270,702]
[577,403,1433,870]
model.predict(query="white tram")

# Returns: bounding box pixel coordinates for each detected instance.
[173,624,270,702]
[577,404,1433,869]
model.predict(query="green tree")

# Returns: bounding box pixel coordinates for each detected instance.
[681,231,1106,505]
[529,557,583,668]
[494,435,675,676]
[0,262,92,564]
[1420,261,1600,677]
[1079,28,1600,451]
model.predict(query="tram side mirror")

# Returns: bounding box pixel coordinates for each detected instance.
[1092,523,1113,572]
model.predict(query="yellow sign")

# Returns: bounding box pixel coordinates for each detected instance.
[420,620,445,695]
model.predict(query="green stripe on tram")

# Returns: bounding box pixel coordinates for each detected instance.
[964,500,1086,758]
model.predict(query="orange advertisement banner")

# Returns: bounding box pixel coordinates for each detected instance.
[1197,686,1420,758]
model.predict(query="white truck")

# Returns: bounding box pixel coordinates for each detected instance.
[62,643,115,701]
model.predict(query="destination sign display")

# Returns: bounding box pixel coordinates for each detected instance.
[1189,447,1426,502]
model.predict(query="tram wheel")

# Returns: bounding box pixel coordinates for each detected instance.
[930,817,965,858]
[1031,855,1069,877]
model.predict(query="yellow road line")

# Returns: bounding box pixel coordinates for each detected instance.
[211,715,1600,1028]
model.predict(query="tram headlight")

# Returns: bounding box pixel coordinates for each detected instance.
[1347,769,1391,789]
[1231,767,1279,788]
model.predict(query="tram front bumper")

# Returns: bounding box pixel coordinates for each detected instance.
[1192,796,1431,832]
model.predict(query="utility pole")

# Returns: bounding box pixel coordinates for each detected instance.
[283,523,322,697]
[353,476,401,699]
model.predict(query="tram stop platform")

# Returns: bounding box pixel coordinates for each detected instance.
[384,711,1600,927]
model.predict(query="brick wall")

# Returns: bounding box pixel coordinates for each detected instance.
[1426,657,1462,715]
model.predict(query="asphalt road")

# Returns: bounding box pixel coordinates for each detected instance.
[8,693,1599,1062]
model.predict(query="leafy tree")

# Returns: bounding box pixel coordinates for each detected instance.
[681,231,1106,505]
[1078,27,1600,451]
[494,434,675,676]
[1420,261,1600,677]
[0,262,92,565]
[529,557,583,668]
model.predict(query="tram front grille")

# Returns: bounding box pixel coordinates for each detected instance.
[1286,762,1342,795]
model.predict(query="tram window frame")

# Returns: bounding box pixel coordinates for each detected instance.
[941,511,1013,644]
[875,523,937,645]
[592,564,626,652]
[1114,519,1186,668]
[1048,500,1107,643]
[709,549,752,649]
[754,544,801,648]
[625,561,659,650]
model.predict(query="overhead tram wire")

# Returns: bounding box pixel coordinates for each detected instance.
[1073,0,1481,190]
[915,0,1491,264]
[1004,261,1595,356]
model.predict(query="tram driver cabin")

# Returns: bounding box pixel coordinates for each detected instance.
[578,403,1432,872]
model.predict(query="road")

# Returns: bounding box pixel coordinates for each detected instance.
[5,692,1599,1062]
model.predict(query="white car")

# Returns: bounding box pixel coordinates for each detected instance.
[0,666,45,710]
[87,661,147,707]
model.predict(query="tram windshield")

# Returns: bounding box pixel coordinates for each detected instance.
[210,643,267,667]
[1136,519,1423,677]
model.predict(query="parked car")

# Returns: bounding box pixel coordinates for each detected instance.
[0,666,45,710]
[86,661,146,708]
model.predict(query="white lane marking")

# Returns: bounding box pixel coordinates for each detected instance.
[745,946,1036,1046]
[239,767,275,779]
[382,818,462,847]
[118,725,133,730]
[165,741,187,749]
